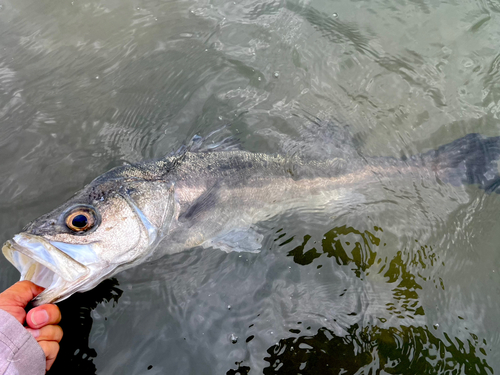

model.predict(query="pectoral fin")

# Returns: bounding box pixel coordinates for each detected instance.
[201,227,264,253]
[178,183,220,223]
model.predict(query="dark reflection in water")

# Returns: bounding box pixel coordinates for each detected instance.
[286,225,381,272]
[286,225,438,319]
[222,225,492,374]
[226,362,251,375]
[259,323,492,374]
[48,279,122,375]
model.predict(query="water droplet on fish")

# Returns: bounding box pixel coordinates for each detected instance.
[95,75,100,80]
[273,71,279,78]
[227,305,231,310]
[205,49,208,52]
[218,116,223,121]
[433,323,439,329]
[332,12,338,17]
[258,77,262,81]
[230,334,238,344]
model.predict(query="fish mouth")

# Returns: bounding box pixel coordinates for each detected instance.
[2,234,90,305]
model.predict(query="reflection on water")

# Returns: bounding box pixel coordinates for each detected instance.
[286,225,382,271]
[261,324,492,374]
[226,225,493,373]
[49,279,122,375]
[287,226,435,319]
[280,226,491,373]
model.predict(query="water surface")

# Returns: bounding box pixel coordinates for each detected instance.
[0,0,499,373]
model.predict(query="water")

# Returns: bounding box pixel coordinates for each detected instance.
[0,0,499,373]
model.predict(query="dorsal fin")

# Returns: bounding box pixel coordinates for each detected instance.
[168,126,241,158]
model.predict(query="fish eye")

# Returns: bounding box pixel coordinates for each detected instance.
[65,207,97,232]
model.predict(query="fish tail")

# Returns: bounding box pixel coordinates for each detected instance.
[423,133,500,193]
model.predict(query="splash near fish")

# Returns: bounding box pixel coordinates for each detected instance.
[2,129,500,305]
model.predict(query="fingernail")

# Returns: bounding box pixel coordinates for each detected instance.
[27,328,40,339]
[31,310,49,326]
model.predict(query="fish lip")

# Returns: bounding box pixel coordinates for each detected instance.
[2,234,90,304]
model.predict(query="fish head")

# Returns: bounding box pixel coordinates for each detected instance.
[2,165,172,305]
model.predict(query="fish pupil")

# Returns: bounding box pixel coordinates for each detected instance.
[72,214,88,228]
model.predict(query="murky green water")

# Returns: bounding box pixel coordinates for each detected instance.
[1,0,500,373]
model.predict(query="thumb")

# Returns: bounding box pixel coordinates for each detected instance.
[0,281,45,308]
[0,281,45,325]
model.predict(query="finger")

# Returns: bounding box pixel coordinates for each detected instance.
[0,281,44,307]
[0,281,45,325]
[26,304,61,329]
[38,341,60,371]
[27,325,63,343]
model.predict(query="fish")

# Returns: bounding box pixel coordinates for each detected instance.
[2,131,500,305]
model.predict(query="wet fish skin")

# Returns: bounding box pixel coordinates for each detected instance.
[2,133,500,304]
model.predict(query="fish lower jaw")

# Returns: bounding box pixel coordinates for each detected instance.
[32,278,70,306]
[33,270,104,305]
[2,240,87,305]
[6,251,66,304]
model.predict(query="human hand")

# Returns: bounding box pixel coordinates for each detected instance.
[0,280,63,371]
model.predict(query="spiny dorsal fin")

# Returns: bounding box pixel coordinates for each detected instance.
[169,126,241,158]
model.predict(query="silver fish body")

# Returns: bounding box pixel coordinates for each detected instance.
[3,133,500,304]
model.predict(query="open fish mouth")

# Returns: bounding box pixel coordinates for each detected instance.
[2,234,90,305]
